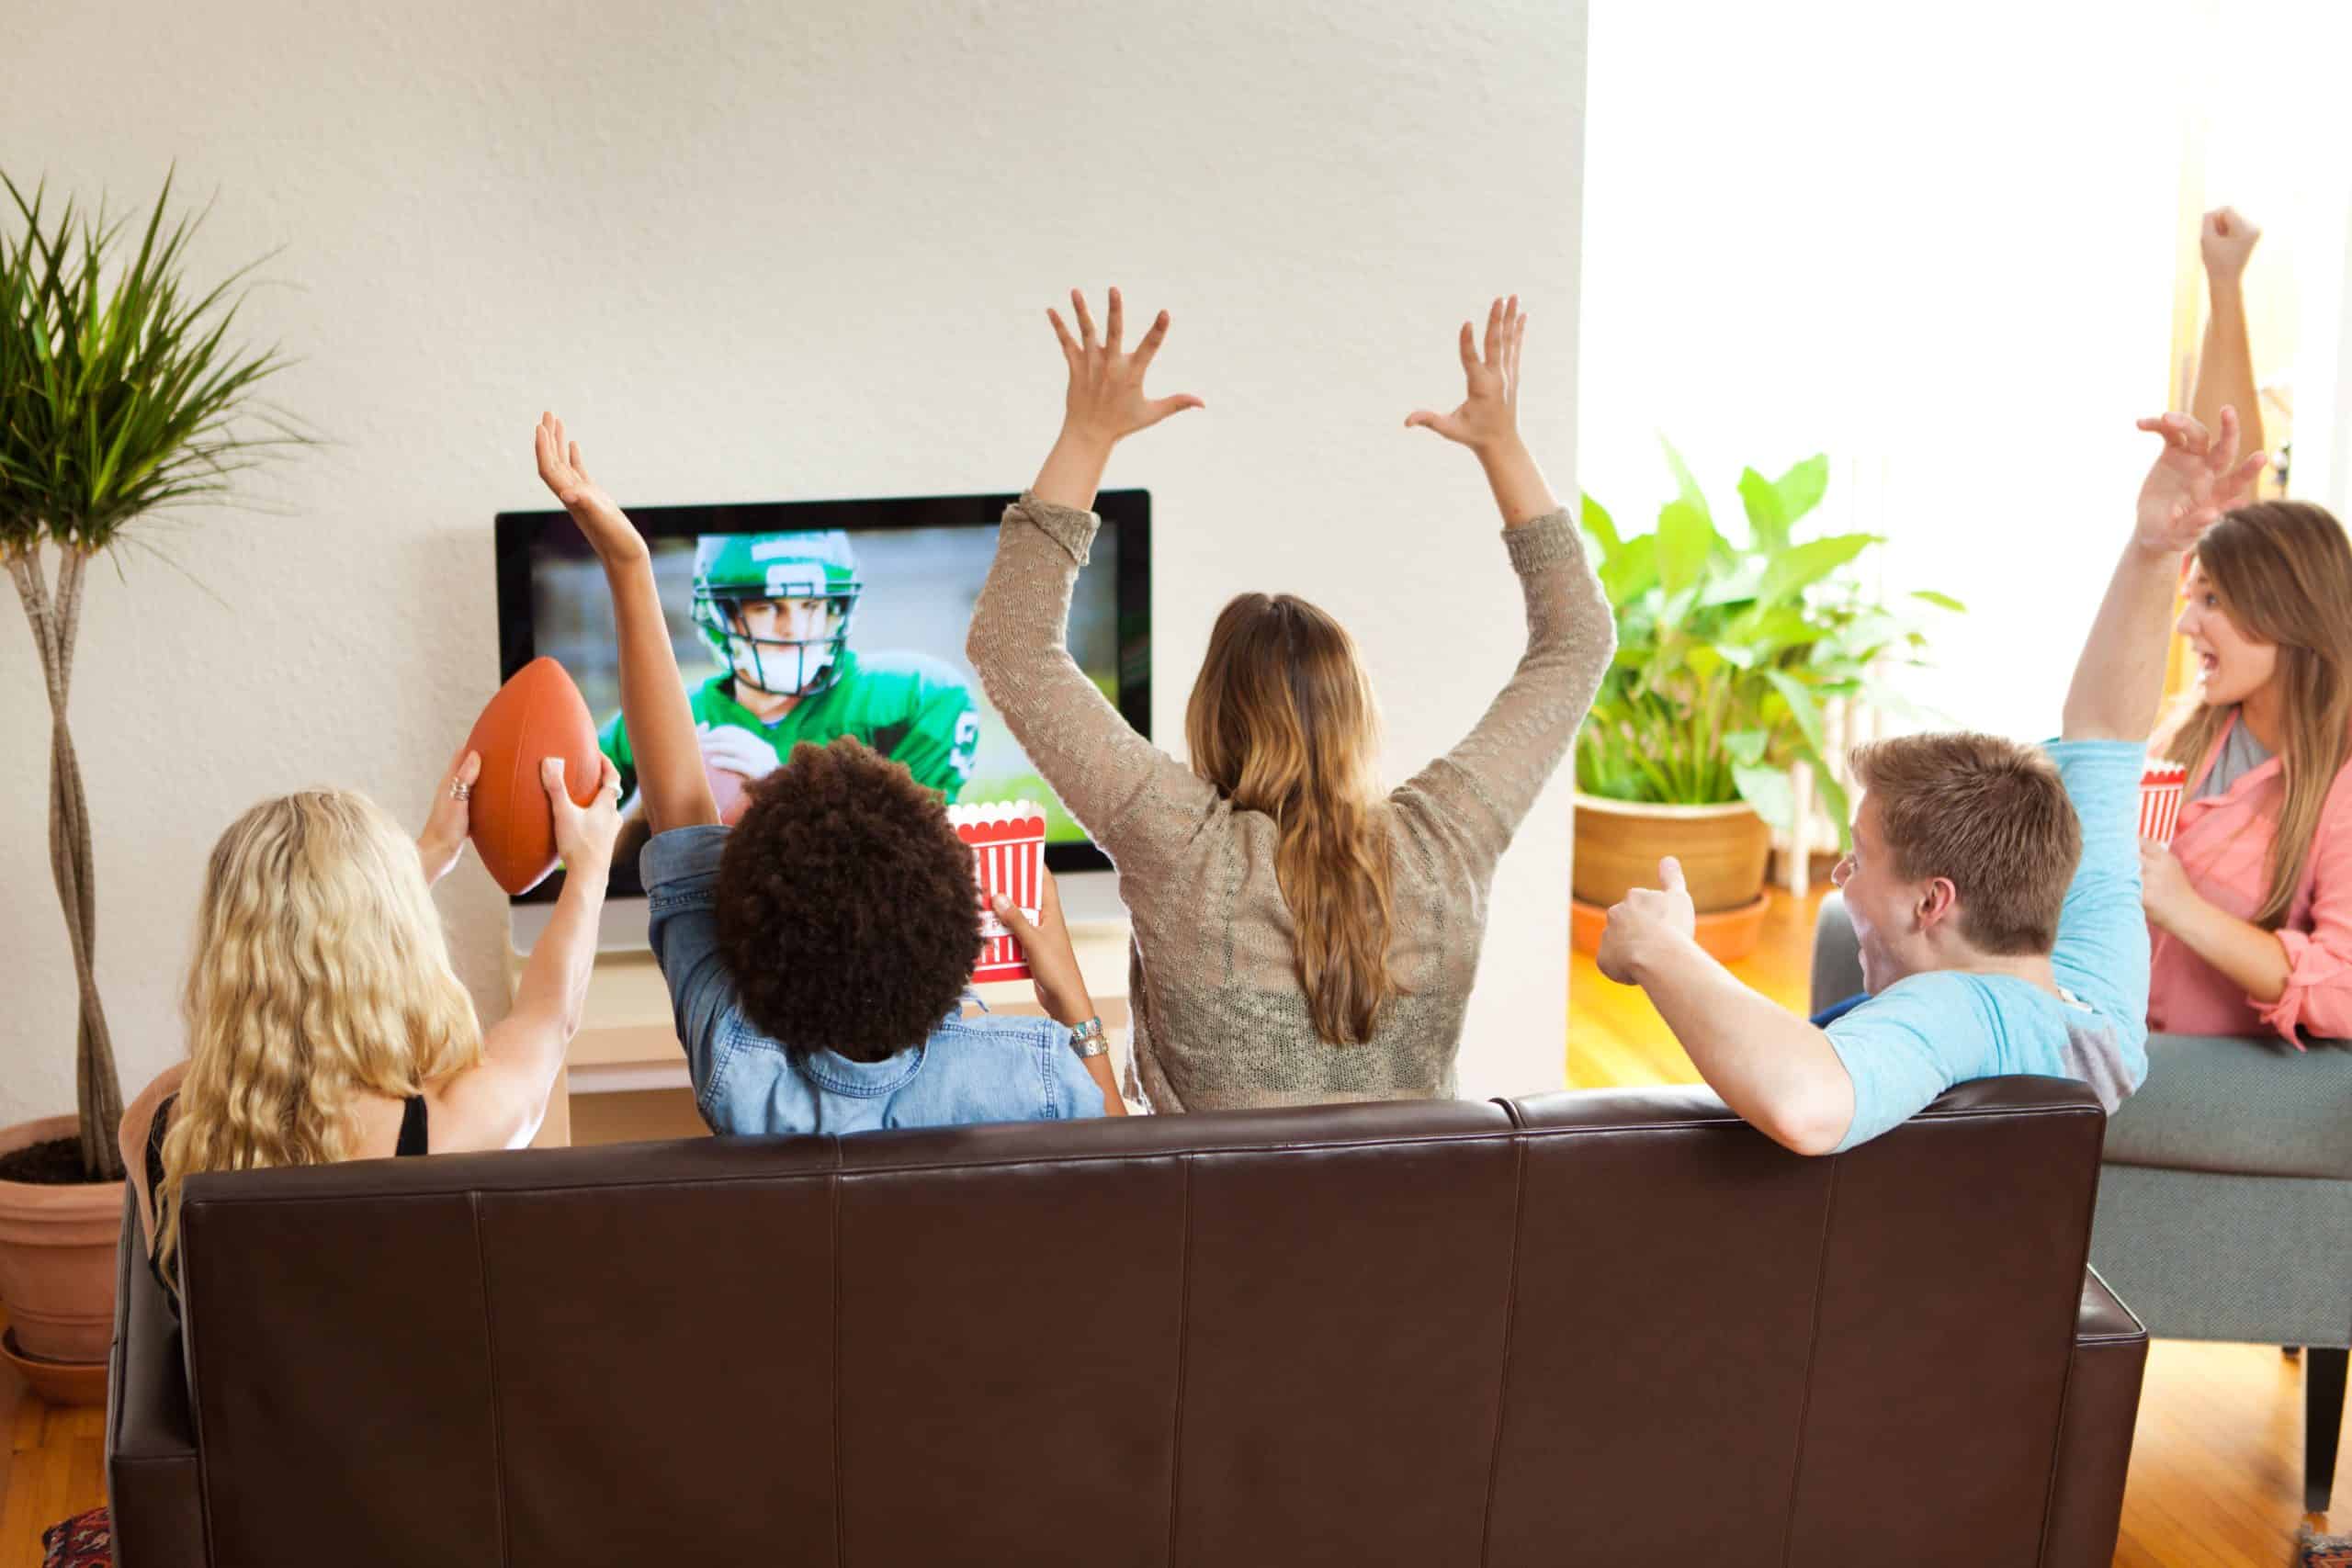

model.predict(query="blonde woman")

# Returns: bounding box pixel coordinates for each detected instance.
[967,290,1612,1111]
[127,743,620,1299]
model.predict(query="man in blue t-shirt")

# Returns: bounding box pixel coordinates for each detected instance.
[1594,406,2267,1153]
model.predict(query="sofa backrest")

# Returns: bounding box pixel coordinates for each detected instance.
[153,1078,2110,1568]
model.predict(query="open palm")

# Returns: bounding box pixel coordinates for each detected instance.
[1407,295,1523,452]
[534,412,642,563]
[2133,408,2266,554]
[1049,288,1204,447]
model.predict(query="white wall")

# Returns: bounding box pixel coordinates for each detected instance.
[0,0,1588,1123]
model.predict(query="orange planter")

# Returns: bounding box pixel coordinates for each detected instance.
[0,1115,126,1379]
[1570,893,1770,964]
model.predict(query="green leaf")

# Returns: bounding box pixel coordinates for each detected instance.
[1723,728,1770,766]
[1579,493,1621,562]
[1772,455,1829,528]
[1910,589,1967,613]
[1736,468,1791,553]
[1812,765,1855,852]
[1658,434,1712,528]
[1697,554,1768,607]
[1757,533,1878,609]
[1732,763,1796,831]
[1761,668,1829,760]
[1600,532,1658,606]
[1656,498,1715,599]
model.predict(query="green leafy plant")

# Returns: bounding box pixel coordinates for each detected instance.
[1,171,305,1179]
[1575,441,1962,848]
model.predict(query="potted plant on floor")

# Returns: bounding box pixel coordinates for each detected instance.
[0,172,300,1395]
[1571,443,1961,962]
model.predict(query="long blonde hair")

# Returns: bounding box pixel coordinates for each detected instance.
[1186,593,1404,1044]
[2161,502,2352,928]
[154,790,481,1283]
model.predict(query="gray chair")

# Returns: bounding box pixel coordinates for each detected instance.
[1812,892,2352,1511]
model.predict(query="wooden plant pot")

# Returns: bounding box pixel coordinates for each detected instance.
[1571,795,1773,914]
[0,1115,125,1378]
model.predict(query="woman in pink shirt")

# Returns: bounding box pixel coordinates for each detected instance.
[2142,500,2352,1042]
[2139,208,2352,1045]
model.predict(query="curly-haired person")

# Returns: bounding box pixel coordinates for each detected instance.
[532,413,1121,1132]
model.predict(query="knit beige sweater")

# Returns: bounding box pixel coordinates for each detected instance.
[967,495,1612,1112]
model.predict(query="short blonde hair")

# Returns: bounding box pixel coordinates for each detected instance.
[155,790,481,1284]
[1849,732,2080,955]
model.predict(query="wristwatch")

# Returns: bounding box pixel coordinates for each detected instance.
[1067,1016,1109,1058]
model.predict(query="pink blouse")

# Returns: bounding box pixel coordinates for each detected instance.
[2147,713,2352,1043]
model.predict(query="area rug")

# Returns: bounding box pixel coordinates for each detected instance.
[40,1506,109,1568]
[2301,1523,2352,1566]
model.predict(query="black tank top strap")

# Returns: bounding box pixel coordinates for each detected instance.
[146,1096,180,1308]
[397,1094,430,1156]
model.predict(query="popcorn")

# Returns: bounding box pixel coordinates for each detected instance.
[948,801,1048,983]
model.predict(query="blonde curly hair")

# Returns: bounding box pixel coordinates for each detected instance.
[154,789,481,1285]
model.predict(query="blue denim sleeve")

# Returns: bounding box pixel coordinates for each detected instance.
[1824,972,1996,1152]
[640,825,740,1099]
[2041,739,2151,1050]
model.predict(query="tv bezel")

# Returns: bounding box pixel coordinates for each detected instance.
[492,487,1151,903]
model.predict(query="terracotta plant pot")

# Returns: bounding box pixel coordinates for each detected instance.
[0,1114,126,1372]
[1571,892,1770,964]
[1571,794,1773,913]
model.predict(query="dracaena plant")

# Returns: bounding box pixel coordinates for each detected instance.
[0,172,305,1179]
[1574,442,1962,849]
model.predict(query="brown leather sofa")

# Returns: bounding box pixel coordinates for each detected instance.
[107,1078,2145,1567]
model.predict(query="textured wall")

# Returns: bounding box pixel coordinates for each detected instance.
[0,0,1587,1123]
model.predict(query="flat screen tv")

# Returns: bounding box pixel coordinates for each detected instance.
[493,489,1150,903]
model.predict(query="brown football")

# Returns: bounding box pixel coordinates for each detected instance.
[463,657,603,895]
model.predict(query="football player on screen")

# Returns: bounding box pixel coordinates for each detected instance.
[587,528,981,821]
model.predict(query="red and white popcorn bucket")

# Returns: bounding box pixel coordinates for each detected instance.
[2140,761,2187,846]
[950,800,1047,983]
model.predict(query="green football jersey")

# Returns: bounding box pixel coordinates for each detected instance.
[600,649,980,801]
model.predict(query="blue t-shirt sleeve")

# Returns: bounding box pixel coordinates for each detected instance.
[2041,739,2152,1043]
[1824,973,1997,1152]
[640,825,741,1098]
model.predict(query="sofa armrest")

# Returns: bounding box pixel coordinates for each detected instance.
[1810,892,1864,1017]
[105,1183,208,1567]
[2039,1267,2147,1568]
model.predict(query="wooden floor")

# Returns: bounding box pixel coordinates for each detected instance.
[0,893,2335,1564]
[1571,886,2343,1566]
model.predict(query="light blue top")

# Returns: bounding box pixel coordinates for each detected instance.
[641,825,1107,1134]
[1825,739,2151,1152]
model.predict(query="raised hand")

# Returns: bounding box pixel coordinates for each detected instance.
[535,412,646,566]
[1048,288,1204,449]
[2200,207,2261,283]
[1407,295,1525,454]
[2133,408,2267,555]
[417,742,482,887]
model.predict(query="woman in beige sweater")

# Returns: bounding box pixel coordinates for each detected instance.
[967,290,1612,1111]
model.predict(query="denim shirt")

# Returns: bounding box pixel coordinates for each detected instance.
[642,825,1106,1134]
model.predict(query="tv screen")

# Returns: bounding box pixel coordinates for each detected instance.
[493,489,1150,900]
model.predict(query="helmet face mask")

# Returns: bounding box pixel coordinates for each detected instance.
[692,532,863,698]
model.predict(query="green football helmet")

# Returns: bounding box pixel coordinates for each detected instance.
[692,531,863,697]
